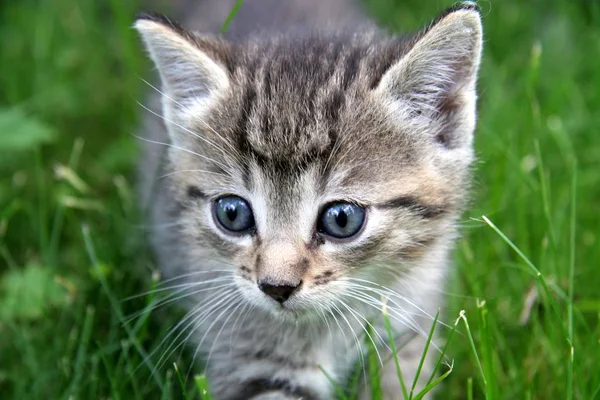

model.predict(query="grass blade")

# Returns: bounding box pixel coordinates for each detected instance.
[409,310,440,399]
[467,377,473,400]
[457,311,486,391]
[195,374,214,400]
[64,305,95,398]
[412,361,453,400]
[534,140,556,250]
[566,162,577,400]
[318,366,349,400]
[477,300,497,400]
[161,370,174,400]
[81,224,163,388]
[425,310,460,388]
[481,215,569,341]
[220,0,244,33]
[173,363,189,400]
[365,323,382,399]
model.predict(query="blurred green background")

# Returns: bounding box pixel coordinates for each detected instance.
[1,0,599,398]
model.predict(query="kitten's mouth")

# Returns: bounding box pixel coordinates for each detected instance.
[254,291,316,321]
[264,295,302,314]
[236,278,321,321]
[274,303,302,318]
[267,296,333,325]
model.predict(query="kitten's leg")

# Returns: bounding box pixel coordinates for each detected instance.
[208,362,333,400]
[204,323,349,400]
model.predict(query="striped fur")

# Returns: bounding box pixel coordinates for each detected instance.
[135,1,482,398]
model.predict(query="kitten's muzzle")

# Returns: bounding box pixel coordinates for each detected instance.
[258,279,301,303]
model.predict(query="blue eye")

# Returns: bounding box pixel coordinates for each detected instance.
[318,202,366,239]
[214,196,255,233]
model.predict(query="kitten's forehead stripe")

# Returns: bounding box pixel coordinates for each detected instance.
[233,84,256,154]
[221,33,413,167]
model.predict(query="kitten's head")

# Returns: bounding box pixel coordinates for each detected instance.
[135,4,482,318]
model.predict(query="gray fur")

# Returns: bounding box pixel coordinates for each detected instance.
[135,1,482,399]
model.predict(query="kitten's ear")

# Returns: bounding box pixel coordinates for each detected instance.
[377,3,483,148]
[134,13,229,102]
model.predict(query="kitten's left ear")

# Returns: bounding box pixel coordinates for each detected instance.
[377,3,483,148]
[134,13,230,102]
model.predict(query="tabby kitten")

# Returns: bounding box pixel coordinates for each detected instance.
[134,0,482,398]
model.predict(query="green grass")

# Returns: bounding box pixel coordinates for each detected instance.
[1,0,599,398]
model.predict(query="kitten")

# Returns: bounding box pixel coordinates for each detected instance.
[134,0,482,398]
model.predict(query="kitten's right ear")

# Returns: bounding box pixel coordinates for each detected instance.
[375,3,482,148]
[134,13,229,102]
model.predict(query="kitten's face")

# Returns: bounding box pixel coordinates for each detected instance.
[135,6,482,318]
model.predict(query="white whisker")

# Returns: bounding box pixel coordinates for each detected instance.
[337,298,386,366]
[345,277,440,323]
[125,282,236,324]
[187,292,245,378]
[123,275,234,302]
[158,169,226,179]
[138,76,241,157]
[136,101,234,164]
[156,269,235,286]
[344,288,426,343]
[330,302,366,380]
[132,133,230,172]
[153,288,238,373]
[205,295,247,369]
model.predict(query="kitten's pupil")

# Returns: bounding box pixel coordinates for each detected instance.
[335,210,348,228]
[225,205,237,221]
